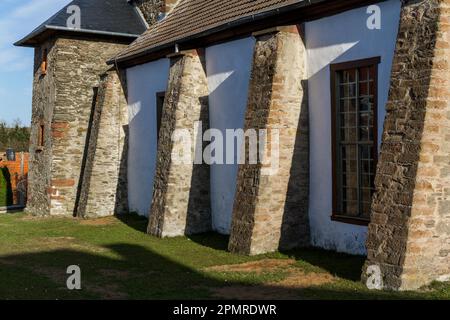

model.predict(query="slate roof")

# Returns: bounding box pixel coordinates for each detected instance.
[15,0,147,47]
[113,0,309,63]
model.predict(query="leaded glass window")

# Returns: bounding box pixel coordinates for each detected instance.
[331,58,380,223]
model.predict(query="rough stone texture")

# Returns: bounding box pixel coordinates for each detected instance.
[133,0,179,25]
[163,0,179,13]
[27,38,58,215]
[76,69,129,218]
[27,37,129,216]
[133,0,164,25]
[363,0,450,290]
[228,26,310,256]
[147,49,211,237]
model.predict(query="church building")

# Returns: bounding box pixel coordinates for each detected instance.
[17,0,450,291]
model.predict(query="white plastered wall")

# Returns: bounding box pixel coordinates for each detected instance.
[126,58,170,216]
[306,0,401,254]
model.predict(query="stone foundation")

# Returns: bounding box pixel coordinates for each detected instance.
[147,49,211,237]
[228,26,310,255]
[363,0,450,290]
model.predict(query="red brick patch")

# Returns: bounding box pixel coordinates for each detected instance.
[51,122,69,138]
[51,179,75,187]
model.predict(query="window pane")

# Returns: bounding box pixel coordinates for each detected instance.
[360,112,369,127]
[333,61,378,221]
[361,201,372,219]
[343,200,358,217]
[359,96,373,112]
[359,67,370,81]
[342,144,357,160]
[343,69,356,82]
[340,98,357,113]
[340,84,356,98]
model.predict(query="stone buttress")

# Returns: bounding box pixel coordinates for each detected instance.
[228,26,310,255]
[364,0,450,291]
[76,69,129,218]
[148,49,211,237]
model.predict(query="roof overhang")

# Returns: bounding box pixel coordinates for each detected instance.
[110,0,387,69]
[15,25,141,48]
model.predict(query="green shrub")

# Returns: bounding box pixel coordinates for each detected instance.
[0,167,13,207]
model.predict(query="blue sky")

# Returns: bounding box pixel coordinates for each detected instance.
[0,0,71,126]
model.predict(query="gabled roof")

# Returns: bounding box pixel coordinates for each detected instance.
[113,0,305,63]
[15,0,148,47]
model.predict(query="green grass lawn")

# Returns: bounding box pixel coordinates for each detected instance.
[0,212,448,300]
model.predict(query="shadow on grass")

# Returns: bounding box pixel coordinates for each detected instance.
[0,243,210,300]
[188,233,230,251]
[16,215,436,299]
[115,212,230,252]
[282,248,366,282]
[188,229,365,282]
[115,212,148,233]
[112,214,364,282]
[0,241,435,300]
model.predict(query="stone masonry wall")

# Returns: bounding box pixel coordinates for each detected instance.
[364,0,450,290]
[76,69,129,218]
[27,38,58,215]
[148,50,211,237]
[133,0,164,25]
[228,26,310,255]
[163,0,179,13]
[132,0,179,25]
[46,37,128,216]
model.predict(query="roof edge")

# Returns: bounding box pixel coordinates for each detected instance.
[110,0,386,68]
[15,25,141,47]
[108,0,323,66]
[14,25,47,47]
[128,0,151,29]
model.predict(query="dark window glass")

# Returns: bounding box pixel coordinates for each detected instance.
[332,58,379,222]
[156,92,165,142]
[39,124,44,147]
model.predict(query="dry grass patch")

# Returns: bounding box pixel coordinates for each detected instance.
[207,259,336,300]
[79,217,118,226]
[19,214,118,227]
[274,269,335,288]
[206,259,295,274]
[211,271,336,300]
[19,214,63,221]
[24,236,108,255]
